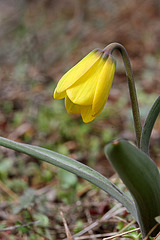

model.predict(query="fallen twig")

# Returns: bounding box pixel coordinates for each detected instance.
[0,220,41,232]
[102,227,140,240]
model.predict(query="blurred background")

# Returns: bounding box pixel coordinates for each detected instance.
[0,0,160,239]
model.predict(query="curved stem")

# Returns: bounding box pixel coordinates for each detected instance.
[104,43,142,148]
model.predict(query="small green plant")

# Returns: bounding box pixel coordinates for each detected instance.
[0,43,160,239]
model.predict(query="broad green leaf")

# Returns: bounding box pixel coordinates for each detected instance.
[0,136,136,220]
[105,139,160,238]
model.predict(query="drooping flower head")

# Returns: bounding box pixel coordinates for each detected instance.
[54,48,116,123]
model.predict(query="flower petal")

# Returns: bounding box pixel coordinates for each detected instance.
[81,105,96,123]
[66,58,104,105]
[54,89,66,99]
[56,49,102,93]
[65,96,81,114]
[92,56,116,117]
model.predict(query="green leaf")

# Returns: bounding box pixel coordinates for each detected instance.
[13,188,36,214]
[0,158,13,180]
[0,136,136,220]
[34,213,49,227]
[105,139,160,238]
[20,188,36,209]
[58,169,78,189]
[140,96,160,155]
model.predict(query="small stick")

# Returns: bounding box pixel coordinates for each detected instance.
[60,211,74,240]
[0,220,40,231]
[102,227,140,240]
[0,180,18,201]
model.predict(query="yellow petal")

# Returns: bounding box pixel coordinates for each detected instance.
[92,56,116,116]
[56,49,102,93]
[54,89,66,99]
[65,96,81,114]
[66,58,104,105]
[81,105,96,123]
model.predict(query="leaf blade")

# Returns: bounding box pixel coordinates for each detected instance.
[140,96,160,155]
[105,139,160,237]
[0,136,136,219]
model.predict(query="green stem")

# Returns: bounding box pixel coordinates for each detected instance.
[104,43,142,148]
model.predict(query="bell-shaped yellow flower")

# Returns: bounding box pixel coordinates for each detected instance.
[54,49,116,123]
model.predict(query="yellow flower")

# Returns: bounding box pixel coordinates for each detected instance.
[54,49,116,123]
